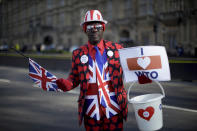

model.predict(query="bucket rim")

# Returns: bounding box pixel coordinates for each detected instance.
[128,93,164,104]
[127,80,165,103]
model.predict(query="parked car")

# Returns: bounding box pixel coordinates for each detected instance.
[0,44,9,51]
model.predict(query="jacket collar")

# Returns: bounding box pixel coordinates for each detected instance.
[80,41,115,81]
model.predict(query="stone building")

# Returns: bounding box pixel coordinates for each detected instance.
[0,0,197,56]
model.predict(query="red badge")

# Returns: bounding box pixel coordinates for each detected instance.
[138,106,154,121]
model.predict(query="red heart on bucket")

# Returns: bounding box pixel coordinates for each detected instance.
[138,106,155,121]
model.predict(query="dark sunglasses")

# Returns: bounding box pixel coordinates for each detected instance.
[86,24,103,32]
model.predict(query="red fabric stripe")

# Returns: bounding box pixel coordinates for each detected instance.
[85,14,88,21]
[108,103,120,113]
[86,83,97,95]
[101,106,106,116]
[89,71,93,77]
[88,104,96,116]
[87,81,111,95]
[29,68,56,91]
[96,68,111,106]
[90,10,94,20]
[29,73,47,90]
[97,14,100,20]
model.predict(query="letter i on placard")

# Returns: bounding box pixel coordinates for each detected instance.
[141,48,144,56]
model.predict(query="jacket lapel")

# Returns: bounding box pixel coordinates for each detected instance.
[81,45,90,84]
[105,41,115,80]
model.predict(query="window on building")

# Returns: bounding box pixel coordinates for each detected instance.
[139,0,153,16]
[167,0,183,12]
[139,0,147,16]
[119,30,133,47]
[31,5,36,17]
[36,17,41,27]
[59,13,65,26]
[125,0,132,17]
[60,0,65,6]
[47,0,53,9]
[169,34,177,49]
[46,15,52,26]
[29,19,33,29]
[141,31,150,45]
[147,0,153,15]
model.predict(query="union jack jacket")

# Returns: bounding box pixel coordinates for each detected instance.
[57,40,128,125]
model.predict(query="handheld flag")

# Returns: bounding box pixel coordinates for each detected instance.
[29,58,61,92]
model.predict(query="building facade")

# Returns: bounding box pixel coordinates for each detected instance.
[0,0,197,56]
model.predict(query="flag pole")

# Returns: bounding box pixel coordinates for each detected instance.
[10,47,29,59]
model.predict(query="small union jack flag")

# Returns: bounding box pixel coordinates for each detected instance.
[29,58,61,92]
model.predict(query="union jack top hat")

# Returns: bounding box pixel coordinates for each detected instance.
[80,10,108,26]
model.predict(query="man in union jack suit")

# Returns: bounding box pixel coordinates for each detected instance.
[56,10,128,131]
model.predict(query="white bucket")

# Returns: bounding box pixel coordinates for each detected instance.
[127,81,165,131]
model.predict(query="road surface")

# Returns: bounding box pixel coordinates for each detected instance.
[0,66,197,131]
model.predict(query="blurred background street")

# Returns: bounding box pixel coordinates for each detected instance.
[0,0,197,57]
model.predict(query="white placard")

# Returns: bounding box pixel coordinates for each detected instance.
[118,46,171,83]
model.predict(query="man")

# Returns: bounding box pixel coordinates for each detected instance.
[56,10,128,131]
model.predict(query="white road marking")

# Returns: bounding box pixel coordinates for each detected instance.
[32,84,39,88]
[0,79,10,83]
[163,105,197,113]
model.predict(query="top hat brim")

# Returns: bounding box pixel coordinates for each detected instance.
[80,20,108,26]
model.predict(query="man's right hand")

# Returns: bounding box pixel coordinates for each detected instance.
[56,78,73,92]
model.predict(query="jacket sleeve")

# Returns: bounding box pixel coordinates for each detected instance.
[56,50,80,92]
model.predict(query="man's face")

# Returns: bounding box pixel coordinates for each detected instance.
[85,22,104,45]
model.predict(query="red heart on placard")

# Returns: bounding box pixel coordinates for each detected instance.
[138,106,155,121]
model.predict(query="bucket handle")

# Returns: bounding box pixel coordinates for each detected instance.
[127,80,165,102]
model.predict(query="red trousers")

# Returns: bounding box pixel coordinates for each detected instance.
[84,114,123,131]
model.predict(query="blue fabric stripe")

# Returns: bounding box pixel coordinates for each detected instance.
[103,49,107,63]
[110,95,118,103]
[29,63,38,74]
[94,46,103,74]
[109,111,114,117]
[101,96,107,108]
[88,54,93,67]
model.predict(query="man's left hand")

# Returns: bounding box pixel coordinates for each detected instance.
[138,75,152,84]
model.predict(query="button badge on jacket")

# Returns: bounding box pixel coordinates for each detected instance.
[81,55,88,64]
[107,50,113,57]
